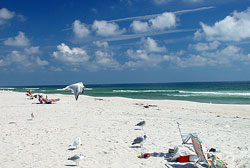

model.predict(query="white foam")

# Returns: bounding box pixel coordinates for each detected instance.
[179,90,250,97]
[113,89,178,93]
[56,88,66,91]
[0,88,15,90]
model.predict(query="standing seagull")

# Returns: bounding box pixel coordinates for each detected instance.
[132,135,147,149]
[70,137,82,149]
[135,121,146,130]
[65,82,85,101]
[68,153,84,166]
[31,113,35,119]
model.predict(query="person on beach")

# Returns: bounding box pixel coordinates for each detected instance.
[26,90,37,99]
[38,94,60,104]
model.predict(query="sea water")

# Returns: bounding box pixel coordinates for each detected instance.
[1,81,250,104]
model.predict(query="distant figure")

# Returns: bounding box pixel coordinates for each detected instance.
[26,90,37,99]
[135,121,146,130]
[31,113,35,119]
[26,90,33,96]
[70,137,82,149]
[38,94,60,104]
[132,135,147,148]
[68,153,84,166]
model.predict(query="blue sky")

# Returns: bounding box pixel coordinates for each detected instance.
[1,0,250,86]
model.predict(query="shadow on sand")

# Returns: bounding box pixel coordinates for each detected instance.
[67,147,76,151]
[129,145,141,149]
[65,164,77,167]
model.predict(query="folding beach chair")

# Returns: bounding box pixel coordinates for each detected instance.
[181,133,198,144]
[190,134,228,168]
[177,122,198,144]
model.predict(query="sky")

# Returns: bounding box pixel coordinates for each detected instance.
[1,0,250,86]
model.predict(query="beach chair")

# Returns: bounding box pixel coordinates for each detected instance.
[190,134,227,168]
[177,122,198,144]
[181,133,198,144]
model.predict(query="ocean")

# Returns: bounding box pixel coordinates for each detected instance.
[1,81,250,104]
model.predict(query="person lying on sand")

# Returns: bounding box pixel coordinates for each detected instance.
[38,94,60,104]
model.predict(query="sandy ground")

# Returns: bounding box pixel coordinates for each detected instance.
[0,91,250,168]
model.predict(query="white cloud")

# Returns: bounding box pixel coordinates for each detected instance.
[94,50,120,69]
[124,37,167,68]
[93,41,109,48]
[125,49,164,68]
[127,49,150,61]
[191,41,220,51]
[149,12,176,30]
[0,8,15,25]
[4,31,30,47]
[8,50,27,63]
[130,20,149,33]
[109,7,213,22]
[52,43,89,64]
[143,37,166,52]
[164,45,250,68]
[36,56,49,66]
[25,46,40,54]
[194,8,250,41]
[72,20,90,38]
[92,20,125,37]
[129,12,176,33]
[0,46,49,69]
[0,8,15,19]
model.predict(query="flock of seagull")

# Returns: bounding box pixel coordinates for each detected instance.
[67,137,84,166]
[68,121,147,166]
[132,120,147,153]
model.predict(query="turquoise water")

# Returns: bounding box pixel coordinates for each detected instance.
[1,81,250,104]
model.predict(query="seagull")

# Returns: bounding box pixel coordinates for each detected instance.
[135,121,145,130]
[132,135,147,148]
[31,113,34,119]
[68,153,84,166]
[70,137,82,149]
[64,82,85,101]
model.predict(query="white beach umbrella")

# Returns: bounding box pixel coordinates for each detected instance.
[65,82,85,101]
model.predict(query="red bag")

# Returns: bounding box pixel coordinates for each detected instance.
[177,156,189,162]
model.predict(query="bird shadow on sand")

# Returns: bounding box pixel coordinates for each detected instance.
[65,164,77,167]
[151,152,169,158]
[165,163,197,168]
[67,147,77,151]
[27,119,33,121]
[134,128,142,130]
[129,145,141,149]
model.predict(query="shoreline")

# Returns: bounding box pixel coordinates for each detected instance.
[0,91,249,167]
[2,90,250,106]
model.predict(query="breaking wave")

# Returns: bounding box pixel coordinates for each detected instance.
[113,89,179,93]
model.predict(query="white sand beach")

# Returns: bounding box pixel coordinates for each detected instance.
[0,91,249,168]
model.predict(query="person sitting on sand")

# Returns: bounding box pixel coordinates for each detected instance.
[38,94,60,104]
